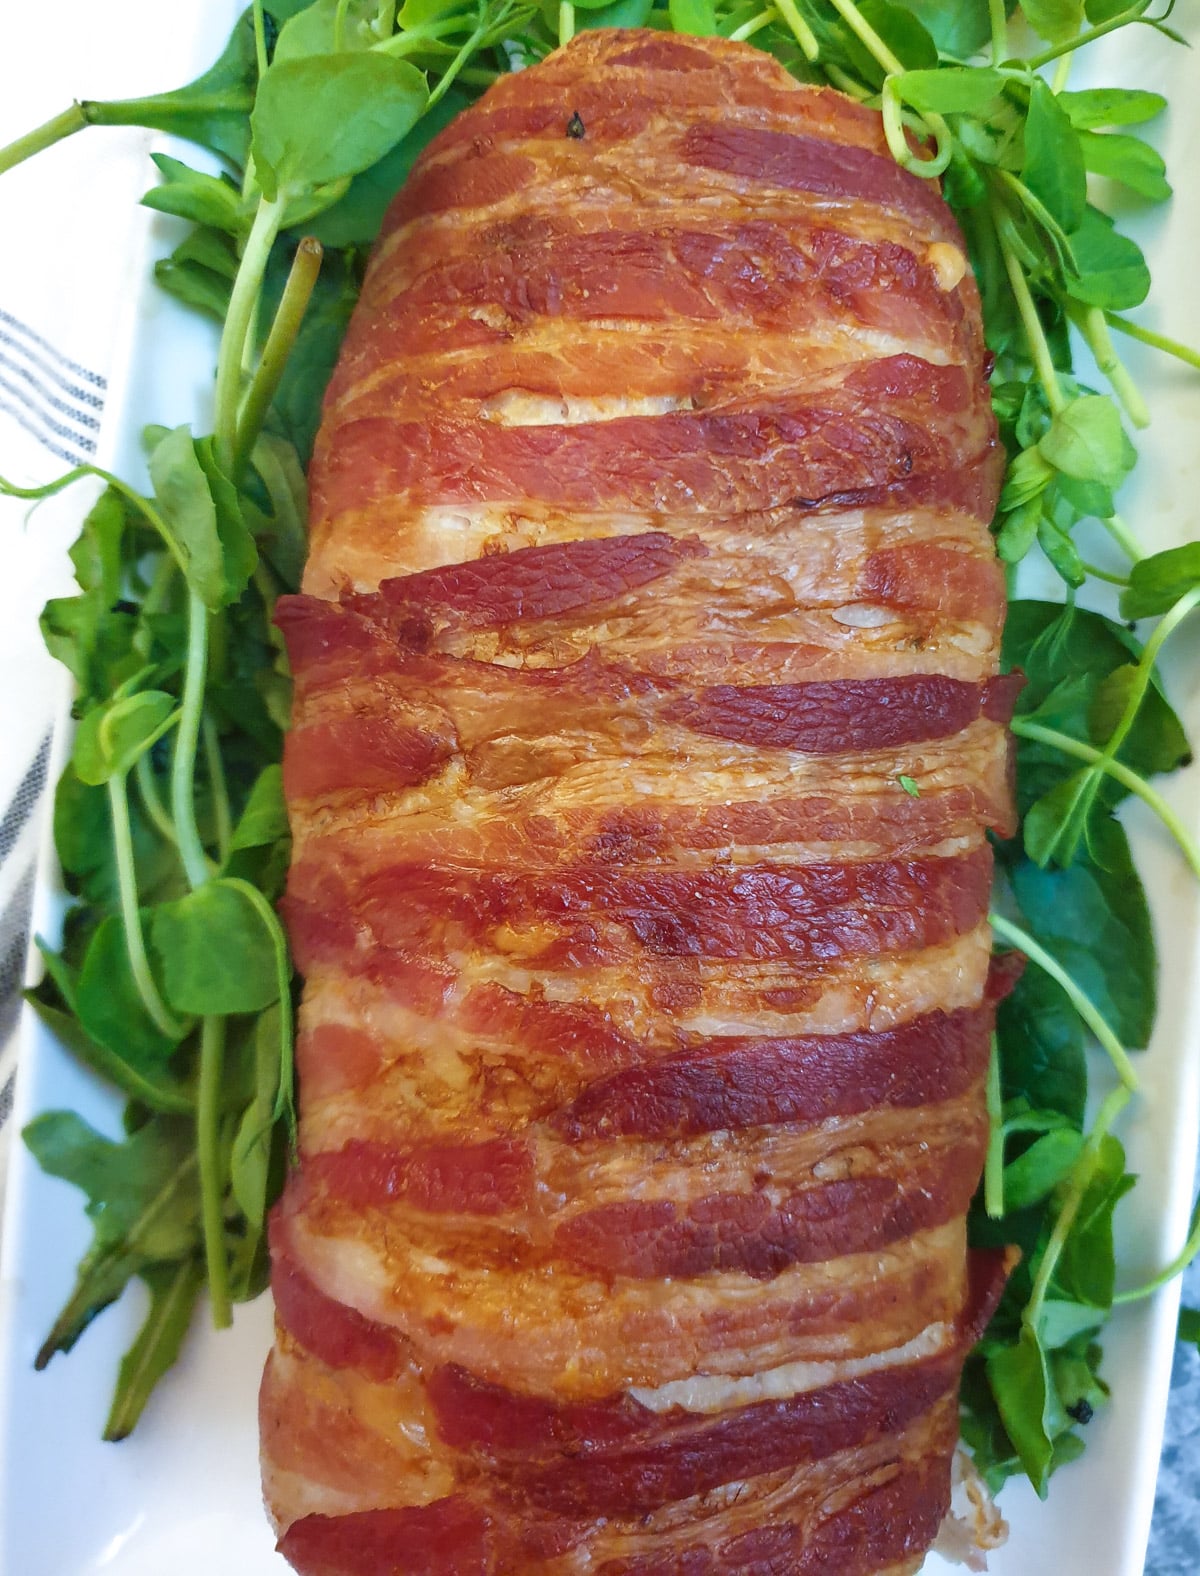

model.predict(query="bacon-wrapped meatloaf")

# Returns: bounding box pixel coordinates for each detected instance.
[263,28,1017,1575]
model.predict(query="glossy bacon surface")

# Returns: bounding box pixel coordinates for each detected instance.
[264,28,1012,1575]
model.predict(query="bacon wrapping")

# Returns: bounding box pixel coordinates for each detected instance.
[263,29,1016,1576]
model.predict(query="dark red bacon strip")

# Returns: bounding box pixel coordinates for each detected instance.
[680,123,958,234]
[271,1227,407,1384]
[552,1154,983,1283]
[667,675,1016,753]
[285,846,992,968]
[306,1137,534,1215]
[371,532,705,628]
[550,1002,993,1141]
[317,389,974,517]
[281,716,452,801]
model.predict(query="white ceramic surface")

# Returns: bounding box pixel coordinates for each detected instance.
[1,6,1199,1573]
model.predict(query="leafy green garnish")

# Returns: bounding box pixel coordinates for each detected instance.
[2,0,1200,1502]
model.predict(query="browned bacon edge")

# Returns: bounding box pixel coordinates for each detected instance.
[274,1252,1013,1575]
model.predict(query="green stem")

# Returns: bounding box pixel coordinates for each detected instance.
[202,714,233,867]
[425,20,500,110]
[134,753,178,845]
[1078,559,1130,587]
[1102,511,1143,561]
[232,237,323,477]
[1110,586,1200,758]
[1024,2,1154,71]
[252,0,269,76]
[984,1034,1006,1220]
[1026,1085,1131,1330]
[1011,719,1200,880]
[334,0,353,50]
[372,18,464,56]
[172,591,213,891]
[988,0,1007,63]
[0,103,88,177]
[1074,305,1150,429]
[197,1014,232,1329]
[825,64,872,99]
[826,0,903,72]
[223,877,296,1136]
[729,9,775,41]
[1113,1205,1200,1305]
[108,774,185,1039]
[213,194,286,474]
[558,0,575,44]
[1106,312,1200,372]
[992,203,1066,415]
[0,468,187,576]
[1051,51,1074,94]
[771,0,820,60]
[989,912,1139,1091]
[880,78,952,179]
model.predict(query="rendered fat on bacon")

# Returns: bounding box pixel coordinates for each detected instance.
[263,28,1017,1576]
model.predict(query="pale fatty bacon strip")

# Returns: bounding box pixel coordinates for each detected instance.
[264,27,1015,1576]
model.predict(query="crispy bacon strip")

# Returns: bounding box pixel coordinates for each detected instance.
[265,28,1013,1576]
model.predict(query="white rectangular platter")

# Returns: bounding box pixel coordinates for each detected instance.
[1,4,1199,1572]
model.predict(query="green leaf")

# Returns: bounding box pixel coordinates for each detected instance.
[669,0,718,32]
[1022,80,1086,236]
[1055,1134,1136,1308]
[1059,88,1167,130]
[251,53,429,202]
[23,1111,201,1365]
[857,0,938,69]
[986,1326,1059,1497]
[1038,395,1135,489]
[1078,130,1171,202]
[26,989,193,1115]
[245,434,308,591]
[73,692,177,787]
[76,916,187,1065]
[894,66,1006,116]
[274,0,382,57]
[996,964,1088,1127]
[1008,818,1157,1050]
[1036,511,1085,589]
[40,595,140,709]
[82,8,263,165]
[230,1005,285,1230]
[70,487,127,603]
[1122,543,1200,621]
[1065,206,1150,311]
[302,87,470,248]
[148,426,256,611]
[1003,1129,1085,1210]
[576,0,654,26]
[103,1257,205,1440]
[142,155,247,236]
[999,445,1055,511]
[996,497,1043,564]
[154,255,235,323]
[152,878,285,1016]
[1023,767,1094,867]
[1021,0,1084,43]
[229,764,290,853]
[889,0,993,56]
